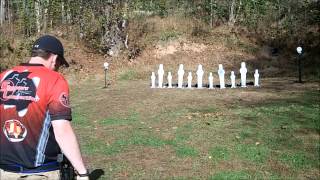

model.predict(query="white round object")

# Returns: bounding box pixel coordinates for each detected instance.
[104,62,109,69]
[296,47,302,54]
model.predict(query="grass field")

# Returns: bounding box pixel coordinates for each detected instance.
[70,76,319,180]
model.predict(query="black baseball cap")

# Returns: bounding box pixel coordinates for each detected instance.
[32,35,69,67]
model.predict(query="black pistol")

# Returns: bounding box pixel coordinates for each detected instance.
[58,154,76,180]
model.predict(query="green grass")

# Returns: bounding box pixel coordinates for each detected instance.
[130,133,168,147]
[174,124,193,142]
[81,136,106,155]
[238,127,255,139]
[209,146,230,162]
[263,132,303,150]
[169,177,194,180]
[209,171,251,180]
[82,133,169,156]
[235,144,270,163]
[84,134,199,158]
[234,92,319,154]
[279,152,317,169]
[99,112,139,126]
[174,145,199,157]
[72,79,320,179]
[100,117,127,125]
[81,111,199,157]
[152,108,189,123]
[72,110,91,126]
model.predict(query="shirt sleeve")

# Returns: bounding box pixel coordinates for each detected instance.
[47,75,72,121]
[0,70,7,82]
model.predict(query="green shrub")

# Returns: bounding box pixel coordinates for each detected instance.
[159,30,181,41]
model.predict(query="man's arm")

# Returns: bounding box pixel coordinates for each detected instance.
[52,120,87,175]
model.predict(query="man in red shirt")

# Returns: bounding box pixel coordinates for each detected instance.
[0,35,89,179]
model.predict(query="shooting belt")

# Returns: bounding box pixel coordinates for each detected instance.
[0,162,59,173]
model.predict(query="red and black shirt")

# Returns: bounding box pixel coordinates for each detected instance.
[0,63,71,169]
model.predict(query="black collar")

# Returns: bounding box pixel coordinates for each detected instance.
[20,63,44,67]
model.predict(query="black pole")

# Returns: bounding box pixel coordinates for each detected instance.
[104,69,107,88]
[298,54,302,83]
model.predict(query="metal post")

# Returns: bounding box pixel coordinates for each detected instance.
[103,62,109,88]
[296,46,303,83]
[104,69,107,88]
[298,54,302,83]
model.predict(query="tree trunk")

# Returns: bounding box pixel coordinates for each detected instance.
[66,0,71,24]
[43,0,48,33]
[35,0,41,33]
[236,0,241,23]
[100,3,126,57]
[210,0,213,28]
[61,1,65,24]
[79,0,84,38]
[7,0,10,25]
[0,0,5,26]
[23,0,29,36]
[123,0,129,49]
[228,0,236,27]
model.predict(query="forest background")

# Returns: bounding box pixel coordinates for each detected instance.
[0,0,319,77]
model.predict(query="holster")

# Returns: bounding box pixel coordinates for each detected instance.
[57,154,76,180]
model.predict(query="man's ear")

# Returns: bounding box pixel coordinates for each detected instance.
[52,54,58,63]
[49,54,58,67]
[53,54,62,71]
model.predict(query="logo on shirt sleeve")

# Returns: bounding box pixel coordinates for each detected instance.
[3,120,27,142]
[59,92,70,108]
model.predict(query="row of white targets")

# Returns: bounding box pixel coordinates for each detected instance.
[151,62,260,89]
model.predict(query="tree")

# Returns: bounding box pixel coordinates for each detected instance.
[228,0,236,26]
[35,0,41,33]
[0,0,5,26]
